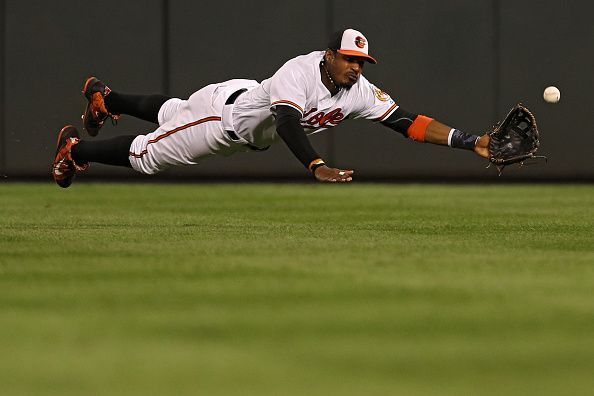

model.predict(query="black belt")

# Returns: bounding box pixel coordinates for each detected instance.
[225,88,247,105]
[224,89,269,152]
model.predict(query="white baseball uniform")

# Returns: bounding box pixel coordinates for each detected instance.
[128,51,399,175]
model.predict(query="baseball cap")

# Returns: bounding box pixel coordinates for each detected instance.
[327,28,377,64]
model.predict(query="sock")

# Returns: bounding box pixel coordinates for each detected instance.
[105,92,171,124]
[72,135,137,168]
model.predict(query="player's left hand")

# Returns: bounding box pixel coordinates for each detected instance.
[314,165,354,183]
[474,134,490,158]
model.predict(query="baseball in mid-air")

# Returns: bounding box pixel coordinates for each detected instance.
[543,86,561,103]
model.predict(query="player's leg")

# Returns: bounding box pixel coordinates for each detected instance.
[52,117,236,187]
[55,81,251,188]
[127,117,228,175]
[82,77,172,136]
[72,136,136,167]
[52,125,137,188]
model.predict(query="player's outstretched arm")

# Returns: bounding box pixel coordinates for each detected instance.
[381,108,488,158]
[276,105,353,183]
[425,119,490,159]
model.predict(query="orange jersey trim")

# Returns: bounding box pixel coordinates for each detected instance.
[407,115,433,142]
[129,116,221,158]
[375,103,398,122]
[271,100,304,114]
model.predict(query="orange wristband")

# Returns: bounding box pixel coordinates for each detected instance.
[407,115,433,142]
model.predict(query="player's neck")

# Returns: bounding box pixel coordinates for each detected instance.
[320,62,340,96]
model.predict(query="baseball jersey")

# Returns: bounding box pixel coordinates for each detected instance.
[231,51,398,148]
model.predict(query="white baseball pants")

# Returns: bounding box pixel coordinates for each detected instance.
[128,79,258,175]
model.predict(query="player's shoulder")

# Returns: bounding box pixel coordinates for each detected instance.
[277,51,324,75]
[355,74,376,91]
[349,74,375,99]
[353,75,391,100]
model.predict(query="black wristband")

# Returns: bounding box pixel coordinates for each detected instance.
[449,129,479,151]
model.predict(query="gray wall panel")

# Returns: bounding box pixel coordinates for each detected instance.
[499,0,594,178]
[4,0,163,176]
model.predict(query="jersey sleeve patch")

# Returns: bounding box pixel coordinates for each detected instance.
[373,86,391,102]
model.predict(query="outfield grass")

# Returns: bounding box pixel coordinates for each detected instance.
[0,183,593,395]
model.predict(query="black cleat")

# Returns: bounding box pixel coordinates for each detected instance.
[81,76,120,137]
[52,125,88,188]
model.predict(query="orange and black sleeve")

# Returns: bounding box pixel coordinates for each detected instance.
[381,107,433,142]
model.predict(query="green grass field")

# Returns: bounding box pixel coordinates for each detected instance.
[1,183,593,395]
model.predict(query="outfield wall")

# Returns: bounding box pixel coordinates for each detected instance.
[1,0,592,180]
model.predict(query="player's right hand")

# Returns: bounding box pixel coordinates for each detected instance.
[313,165,354,183]
[474,134,490,159]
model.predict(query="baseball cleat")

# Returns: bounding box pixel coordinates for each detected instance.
[52,125,88,188]
[81,76,120,137]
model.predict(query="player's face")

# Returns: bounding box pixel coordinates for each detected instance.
[327,51,365,88]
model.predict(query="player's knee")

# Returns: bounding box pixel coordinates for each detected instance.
[158,98,184,126]
[129,159,162,175]
[140,168,158,176]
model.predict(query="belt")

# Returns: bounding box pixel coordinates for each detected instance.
[223,89,269,152]
[225,88,247,105]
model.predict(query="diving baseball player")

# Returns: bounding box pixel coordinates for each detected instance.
[52,28,490,187]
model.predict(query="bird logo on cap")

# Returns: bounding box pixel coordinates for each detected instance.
[354,36,366,49]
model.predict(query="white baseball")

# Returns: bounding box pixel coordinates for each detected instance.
[543,86,560,103]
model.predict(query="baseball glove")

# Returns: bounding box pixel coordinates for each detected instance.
[488,103,546,174]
